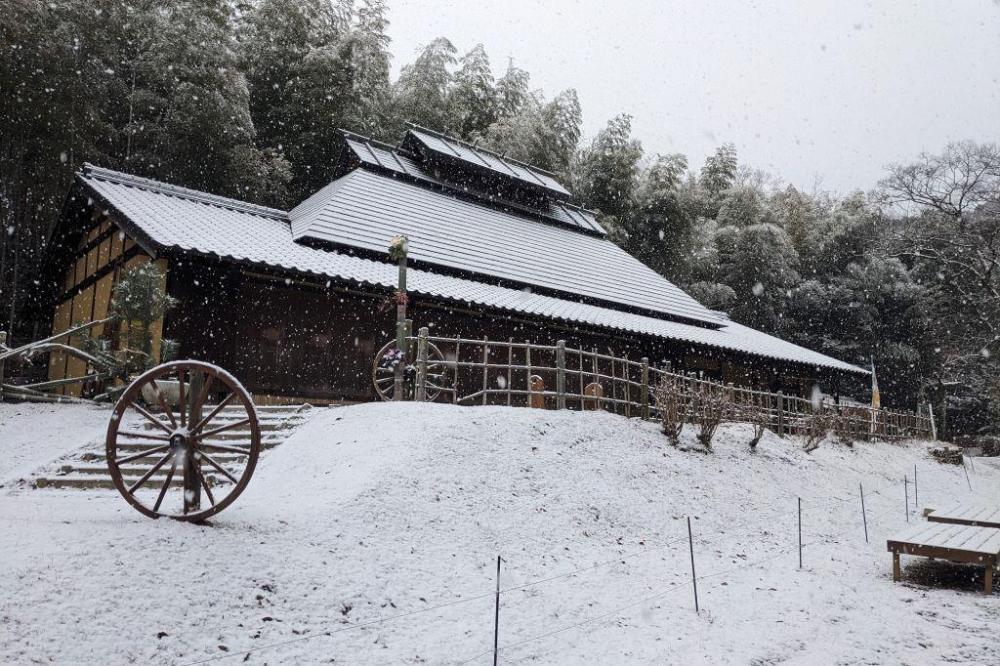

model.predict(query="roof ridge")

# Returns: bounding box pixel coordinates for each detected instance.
[404,123,562,179]
[80,163,288,220]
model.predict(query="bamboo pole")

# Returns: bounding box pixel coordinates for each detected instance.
[525,341,532,408]
[640,357,649,420]
[481,336,489,406]
[555,340,566,410]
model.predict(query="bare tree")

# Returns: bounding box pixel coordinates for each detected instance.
[882,142,1000,433]
[882,141,1000,229]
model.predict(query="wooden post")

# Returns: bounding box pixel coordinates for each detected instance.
[391,236,409,402]
[927,402,937,440]
[415,327,429,402]
[481,336,489,406]
[0,331,7,402]
[183,369,204,514]
[640,357,650,420]
[555,340,566,410]
[776,391,785,436]
[892,551,901,582]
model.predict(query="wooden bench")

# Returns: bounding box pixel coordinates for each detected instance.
[925,503,1000,529]
[887,522,1000,594]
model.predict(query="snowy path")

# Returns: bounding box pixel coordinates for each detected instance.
[1,402,999,664]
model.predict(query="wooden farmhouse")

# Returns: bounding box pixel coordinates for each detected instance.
[43,127,867,404]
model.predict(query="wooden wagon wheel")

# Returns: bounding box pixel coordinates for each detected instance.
[106,360,261,522]
[372,339,449,401]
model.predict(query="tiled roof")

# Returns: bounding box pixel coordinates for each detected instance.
[289,168,717,326]
[341,134,607,236]
[403,127,572,199]
[76,164,868,375]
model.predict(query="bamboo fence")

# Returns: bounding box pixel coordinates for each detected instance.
[404,328,935,442]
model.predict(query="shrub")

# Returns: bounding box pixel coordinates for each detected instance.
[653,375,688,446]
[693,384,728,451]
[803,409,831,452]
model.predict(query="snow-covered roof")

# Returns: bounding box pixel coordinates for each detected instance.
[289,168,715,325]
[339,133,607,236]
[76,164,868,375]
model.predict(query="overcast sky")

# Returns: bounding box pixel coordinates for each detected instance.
[386,0,1000,193]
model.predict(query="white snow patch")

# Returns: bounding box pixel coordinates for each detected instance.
[1,402,998,664]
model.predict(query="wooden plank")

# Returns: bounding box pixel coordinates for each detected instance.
[927,504,1000,529]
[888,523,1000,556]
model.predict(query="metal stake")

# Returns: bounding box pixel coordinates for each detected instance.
[798,497,803,569]
[687,517,699,613]
[904,475,909,522]
[860,483,868,543]
[493,555,501,666]
[962,457,973,490]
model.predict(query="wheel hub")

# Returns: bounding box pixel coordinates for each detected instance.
[169,428,193,454]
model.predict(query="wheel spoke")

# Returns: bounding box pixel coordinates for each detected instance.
[118,430,171,442]
[375,376,395,385]
[200,417,251,439]
[153,456,178,512]
[196,451,240,485]
[198,442,252,455]
[116,444,169,465]
[130,402,173,434]
[177,368,186,427]
[196,465,216,506]
[150,379,178,429]
[126,451,174,494]
[191,373,215,423]
[190,393,235,435]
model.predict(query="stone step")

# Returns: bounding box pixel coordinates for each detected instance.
[57,456,248,475]
[116,432,283,443]
[36,474,234,490]
[32,404,319,491]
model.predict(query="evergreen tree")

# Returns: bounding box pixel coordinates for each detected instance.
[481,87,581,174]
[611,153,693,281]
[448,44,496,139]
[108,0,291,203]
[392,37,457,133]
[240,0,349,202]
[335,0,393,139]
[494,62,530,121]
[700,143,738,197]
[712,222,800,333]
[570,114,642,226]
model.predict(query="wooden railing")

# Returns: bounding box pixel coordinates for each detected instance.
[388,329,936,442]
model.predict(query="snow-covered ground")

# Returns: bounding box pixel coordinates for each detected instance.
[0,402,111,487]
[2,401,999,664]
